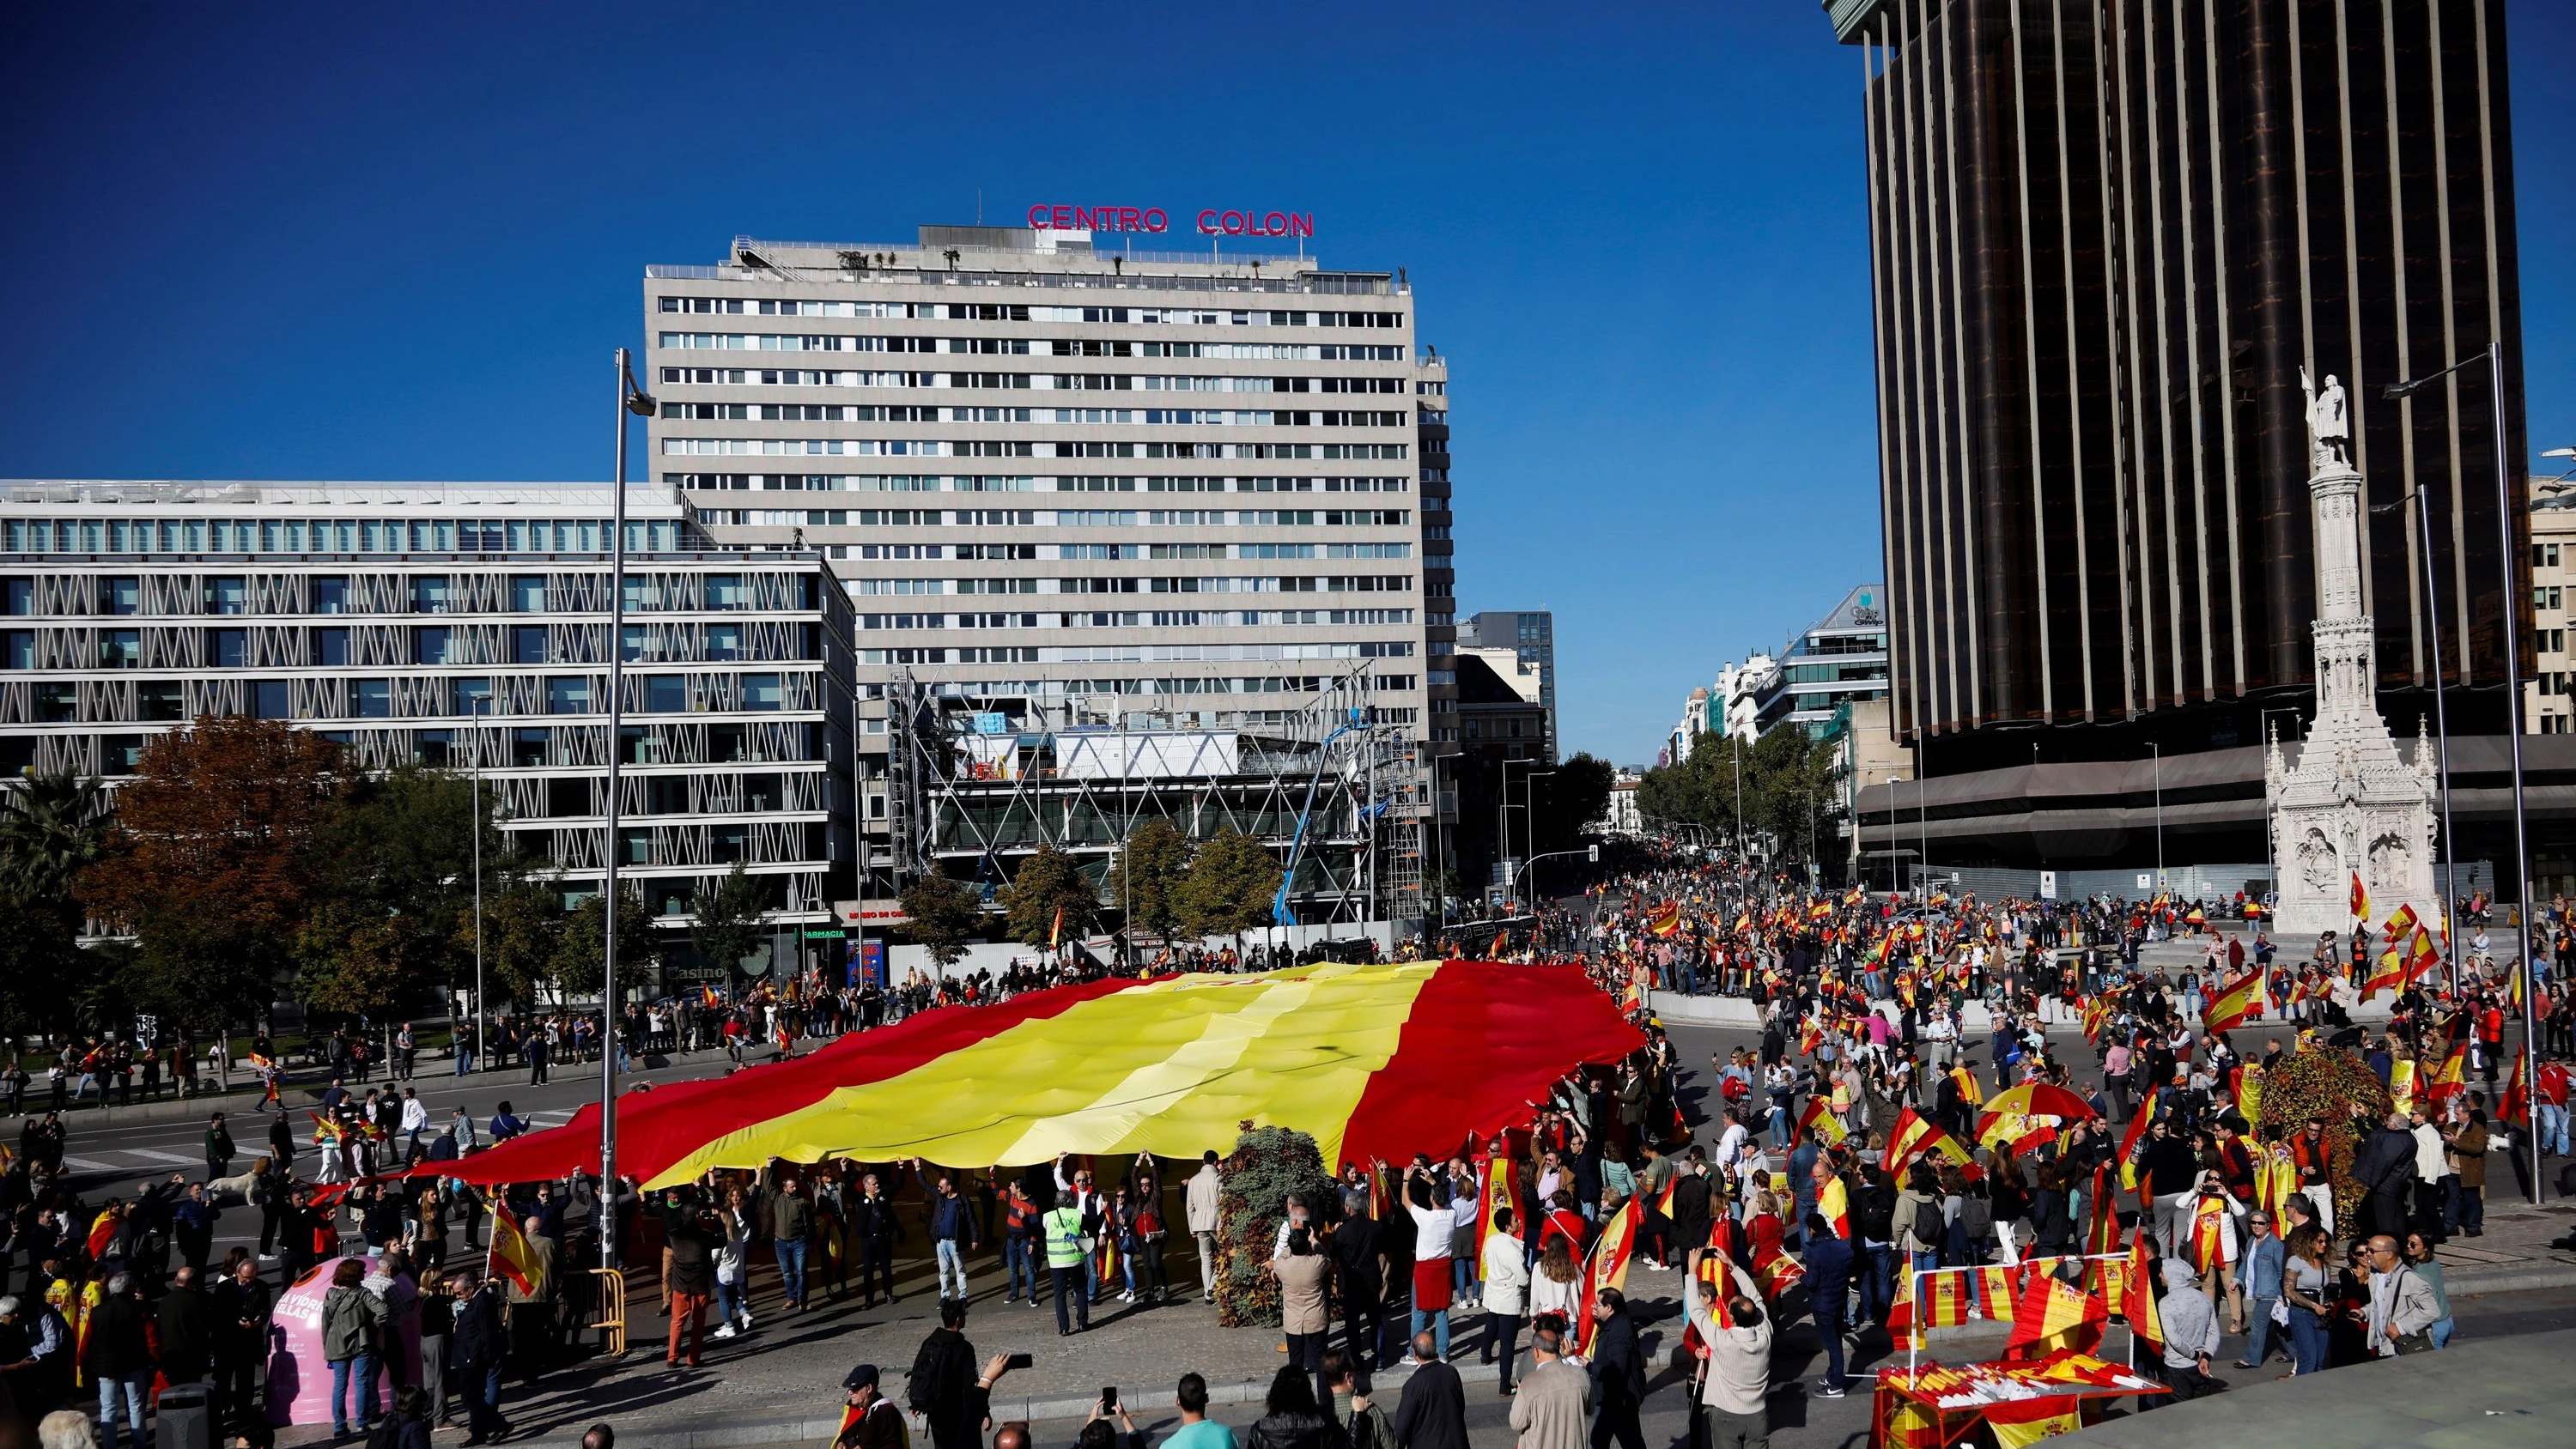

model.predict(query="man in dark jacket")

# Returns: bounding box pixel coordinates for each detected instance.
[1801,1213,1856,1398]
[452,1276,513,1446]
[211,1257,273,1436]
[1390,1331,1466,1449]
[84,1273,154,1449]
[2352,1110,2418,1240]
[852,1172,902,1310]
[155,1264,214,1386]
[1586,1288,1648,1449]
[1333,1203,1385,1370]
[905,1298,993,1449]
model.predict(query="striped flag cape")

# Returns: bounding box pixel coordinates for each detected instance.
[84,1210,117,1261]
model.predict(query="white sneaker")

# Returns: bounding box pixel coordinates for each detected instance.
[740,1313,754,1330]
[711,1325,738,1340]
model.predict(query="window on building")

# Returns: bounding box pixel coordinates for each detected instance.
[3,580,29,616]
[315,627,350,666]
[706,573,743,608]
[646,675,686,712]
[313,576,348,614]
[140,682,183,721]
[3,630,29,670]
[106,578,138,615]
[548,775,592,815]
[706,623,741,661]
[513,625,547,665]
[416,627,451,666]
[35,683,76,723]
[100,630,139,668]
[511,575,546,612]
[414,576,451,614]
[512,727,548,768]
[548,677,592,714]
[355,679,392,718]
[453,677,492,717]
[742,674,784,711]
[209,628,247,668]
[101,735,146,775]
[254,681,291,719]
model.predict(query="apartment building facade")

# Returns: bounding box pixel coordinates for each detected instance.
[0,481,855,943]
[647,225,1449,903]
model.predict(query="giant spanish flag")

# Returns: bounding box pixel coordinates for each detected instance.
[420,961,1643,1189]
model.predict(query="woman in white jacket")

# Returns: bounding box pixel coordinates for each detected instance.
[1479,1207,1533,1395]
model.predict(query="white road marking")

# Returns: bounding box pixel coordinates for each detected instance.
[61,1157,118,1173]
[128,1149,204,1165]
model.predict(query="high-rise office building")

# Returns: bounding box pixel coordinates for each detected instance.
[649,226,1447,910]
[1830,0,2529,770]
[0,481,855,955]
[1458,610,1555,762]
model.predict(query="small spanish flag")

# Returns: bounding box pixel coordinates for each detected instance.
[2349,871,2371,924]
[85,1209,116,1261]
[2120,1229,2162,1353]
[1048,904,1064,949]
[488,1200,542,1296]
[1647,900,1682,937]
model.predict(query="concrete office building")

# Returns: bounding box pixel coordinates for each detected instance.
[0,480,855,954]
[1458,610,1555,761]
[1777,585,1891,737]
[646,225,1446,913]
[1828,0,2533,871]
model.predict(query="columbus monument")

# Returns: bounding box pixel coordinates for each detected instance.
[2265,367,2443,937]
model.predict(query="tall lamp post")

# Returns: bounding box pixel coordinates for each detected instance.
[2366,487,2465,993]
[2384,343,2539,1203]
[601,349,656,1267]
[2149,743,2164,889]
[470,694,491,1074]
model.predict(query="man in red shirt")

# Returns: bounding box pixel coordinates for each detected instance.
[2538,1055,2572,1160]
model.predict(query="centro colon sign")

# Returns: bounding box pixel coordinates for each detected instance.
[1028,204,1315,239]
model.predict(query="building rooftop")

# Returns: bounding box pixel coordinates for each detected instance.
[647,227,1402,297]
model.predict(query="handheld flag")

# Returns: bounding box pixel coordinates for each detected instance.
[487,1200,542,1296]
[1577,1196,1641,1353]
[84,1210,116,1261]
[1647,901,1682,937]
[1049,904,1064,949]
[2120,1230,2162,1353]
[2349,872,2370,924]
[2202,971,2265,1034]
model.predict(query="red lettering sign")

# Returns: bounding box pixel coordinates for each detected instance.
[1195,209,1315,238]
[1028,205,1170,233]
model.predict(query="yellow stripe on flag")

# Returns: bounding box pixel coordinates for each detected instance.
[646,961,1438,1186]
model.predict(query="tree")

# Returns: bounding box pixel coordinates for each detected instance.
[998,846,1098,950]
[689,863,773,981]
[82,715,351,1038]
[1179,828,1282,956]
[472,880,565,1009]
[294,900,446,1022]
[900,872,984,970]
[1107,820,1192,944]
[304,764,526,1033]
[550,890,659,1003]
[0,768,112,1045]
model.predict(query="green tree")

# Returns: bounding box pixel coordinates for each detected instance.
[550,890,659,1003]
[1179,828,1281,955]
[1108,820,1192,945]
[305,764,528,1033]
[1527,752,1617,858]
[472,880,565,1009]
[82,715,351,1042]
[998,846,1098,950]
[0,768,112,1045]
[1744,726,1838,868]
[900,872,984,969]
[689,862,773,980]
[294,900,447,1022]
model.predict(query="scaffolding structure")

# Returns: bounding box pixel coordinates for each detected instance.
[883,664,1428,931]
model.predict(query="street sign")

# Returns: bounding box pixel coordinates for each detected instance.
[2038,870,2057,900]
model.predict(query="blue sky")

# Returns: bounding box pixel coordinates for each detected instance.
[3,3,2569,768]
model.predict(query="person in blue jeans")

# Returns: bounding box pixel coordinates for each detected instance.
[2232,1210,2286,1369]
[769,1173,814,1311]
[1801,1212,1856,1398]
[82,1274,154,1449]
[319,1259,389,1437]
[929,1172,980,1301]
[2281,1225,2334,1374]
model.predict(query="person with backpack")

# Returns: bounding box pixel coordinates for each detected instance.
[903,1299,1012,1449]
[1850,1164,1899,1325]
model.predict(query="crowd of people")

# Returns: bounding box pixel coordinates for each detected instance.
[2,846,2567,1449]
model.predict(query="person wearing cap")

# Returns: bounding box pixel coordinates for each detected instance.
[834,1363,905,1449]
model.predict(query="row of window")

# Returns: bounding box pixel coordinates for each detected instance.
[9,670,803,723]
[656,347,1404,385]
[852,664,1415,692]
[848,573,1411,597]
[661,379,1403,407]
[855,608,1413,630]
[666,473,1409,494]
[6,621,823,670]
[660,415,1409,454]
[3,571,819,618]
[3,518,683,557]
[794,508,1408,529]
[665,440,1409,467]
[656,300,1404,329]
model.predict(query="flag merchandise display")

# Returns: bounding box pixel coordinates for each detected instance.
[413,961,1643,1187]
[2005,1270,2108,1359]
[2119,1231,2162,1353]
[1918,1269,1972,1328]
[1982,1395,2087,1449]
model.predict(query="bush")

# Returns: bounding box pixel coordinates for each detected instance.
[2253,1043,2393,1230]
[1213,1124,1337,1327]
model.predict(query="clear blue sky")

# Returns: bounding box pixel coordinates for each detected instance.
[3,3,2568,767]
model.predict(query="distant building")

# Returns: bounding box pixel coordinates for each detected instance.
[1459,610,1554,762]
[1778,585,1890,737]
[1602,769,1643,835]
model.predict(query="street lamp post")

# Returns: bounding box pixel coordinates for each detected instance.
[471,694,490,1075]
[601,349,656,1269]
[2367,486,2465,993]
[2384,343,2541,1203]
[2149,742,2163,889]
